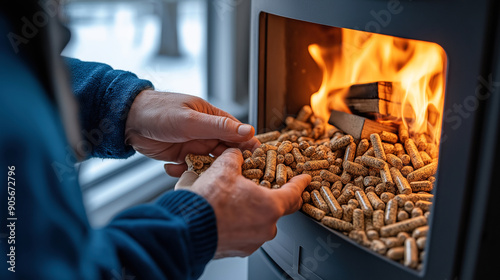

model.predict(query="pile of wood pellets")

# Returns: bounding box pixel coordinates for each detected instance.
[185,105,438,270]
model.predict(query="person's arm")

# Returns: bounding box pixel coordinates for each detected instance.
[1,128,307,280]
[0,50,216,280]
[1,11,309,280]
[60,57,307,271]
[64,57,153,159]
[63,57,260,167]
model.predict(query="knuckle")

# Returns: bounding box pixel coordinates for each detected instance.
[217,116,231,130]
[184,110,199,123]
[215,157,240,172]
[216,150,242,166]
[216,172,233,184]
[184,94,203,107]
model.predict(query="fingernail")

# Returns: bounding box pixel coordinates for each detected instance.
[237,124,253,136]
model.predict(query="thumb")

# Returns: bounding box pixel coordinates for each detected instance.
[207,148,244,175]
[187,111,255,143]
[272,174,312,216]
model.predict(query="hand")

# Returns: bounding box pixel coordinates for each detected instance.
[189,148,312,258]
[125,90,260,176]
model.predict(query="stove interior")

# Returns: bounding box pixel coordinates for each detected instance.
[256,13,449,271]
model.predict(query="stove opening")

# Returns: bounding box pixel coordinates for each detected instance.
[309,27,447,148]
[257,13,448,271]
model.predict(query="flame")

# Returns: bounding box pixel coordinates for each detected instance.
[309,28,446,144]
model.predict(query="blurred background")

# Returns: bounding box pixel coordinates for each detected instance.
[62,0,251,279]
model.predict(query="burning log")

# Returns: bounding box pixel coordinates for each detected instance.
[346,81,393,100]
[328,110,397,140]
[344,82,414,119]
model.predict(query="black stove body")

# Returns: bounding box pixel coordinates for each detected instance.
[247,0,500,279]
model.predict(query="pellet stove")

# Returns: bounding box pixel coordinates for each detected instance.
[247,0,500,279]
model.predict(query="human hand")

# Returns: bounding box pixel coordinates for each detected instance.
[125,90,260,176]
[189,148,311,259]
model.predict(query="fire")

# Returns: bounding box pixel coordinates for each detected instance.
[309,28,447,144]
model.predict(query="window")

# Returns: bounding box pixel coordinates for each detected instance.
[63,0,207,227]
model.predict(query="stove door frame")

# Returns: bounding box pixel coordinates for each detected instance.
[248,0,499,279]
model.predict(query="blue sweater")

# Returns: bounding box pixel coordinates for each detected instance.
[0,17,217,280]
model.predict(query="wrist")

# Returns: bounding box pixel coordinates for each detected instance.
[124,88,155,143]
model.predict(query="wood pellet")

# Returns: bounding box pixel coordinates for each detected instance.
[185,106,440,270]
[320,186,343,219]
[311,189,329,213]
[302,203,325,221]
[370,133,387,161]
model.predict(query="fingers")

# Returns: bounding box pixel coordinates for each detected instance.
[236,137,261,152]
[272,174,312,216]
[164,163,188,177]
[204,103,241,123]
[208,148,244,174]
[174,170,200,190]
[186,111,256,143]
[211,143,230,157]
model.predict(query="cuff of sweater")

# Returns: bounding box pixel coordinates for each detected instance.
[94,72,153,159]
[156,190,217,278]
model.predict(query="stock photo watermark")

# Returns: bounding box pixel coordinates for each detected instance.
[440,74,500,143]
[5,166,17,273]
[282,234,341,279]
[352,0,404,35]
[110,267,135,280]
[212,0,246,19]
[7,0,59,53]
[51,96,135,183]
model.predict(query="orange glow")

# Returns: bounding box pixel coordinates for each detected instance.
[309,28,447,144]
